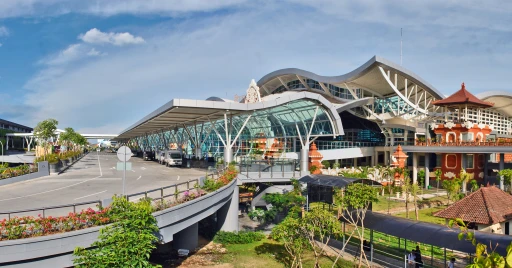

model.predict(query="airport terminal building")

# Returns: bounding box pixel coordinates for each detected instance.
[117,56,512,186]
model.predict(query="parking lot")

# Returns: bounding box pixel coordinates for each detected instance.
[0,151,205,218]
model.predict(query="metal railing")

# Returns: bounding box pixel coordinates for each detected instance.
[415,140,512,147]
[126,178,200,203]
[0,200,102,221]
[237,158,299,179]
[0,178,201,221]
[315,140,378,150]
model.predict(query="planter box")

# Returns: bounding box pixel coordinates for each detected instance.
[49,163,61,174]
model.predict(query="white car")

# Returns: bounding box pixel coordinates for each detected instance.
[165,150,182,167]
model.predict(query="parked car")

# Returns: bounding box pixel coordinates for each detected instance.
[165,150,183,167]
[143,151,155,161]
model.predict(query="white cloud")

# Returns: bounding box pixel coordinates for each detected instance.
[79,28,145,46]
[40,43,83,65]
[0,26,8,36]
[0,43,2,47]
[0,0,246,18]
[87,48,107,56]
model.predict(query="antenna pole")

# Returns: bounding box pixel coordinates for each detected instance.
[400,28,403,66]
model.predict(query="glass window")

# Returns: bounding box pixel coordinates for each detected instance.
[435,154,441,167]
[466,154,474,169]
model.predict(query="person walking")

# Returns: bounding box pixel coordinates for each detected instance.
[414,249,423,268]
[448,258,455,268]
[408,250,416,268]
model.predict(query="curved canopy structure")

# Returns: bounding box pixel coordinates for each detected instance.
[477,91,512,117]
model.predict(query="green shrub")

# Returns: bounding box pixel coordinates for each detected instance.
[213,231,265,245]
[201,178,224,192]
[321,160,330,169]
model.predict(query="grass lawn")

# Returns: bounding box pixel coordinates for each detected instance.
[220,238,354,268]
[393,206,447,225]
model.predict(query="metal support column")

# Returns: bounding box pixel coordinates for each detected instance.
[413,152,418,184]
[425,153,430,189]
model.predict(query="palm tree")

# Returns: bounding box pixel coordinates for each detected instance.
[434,169,442,193]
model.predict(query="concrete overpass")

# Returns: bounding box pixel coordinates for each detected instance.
[0,179,239,268]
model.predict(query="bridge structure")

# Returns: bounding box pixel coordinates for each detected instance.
[5,130,117,151]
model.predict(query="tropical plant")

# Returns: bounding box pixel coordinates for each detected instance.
[418,169,425,188]
[33,119,58,160]
[73,196,161,267]
[450,218,512,268]
[332,162,340,169]
[309,165,319,173]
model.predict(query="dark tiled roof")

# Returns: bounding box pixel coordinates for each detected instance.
[0,118,32,131]
[432,83,494,108]
[434,186,512,225]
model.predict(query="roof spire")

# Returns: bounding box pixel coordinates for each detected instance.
[461,82,465,90]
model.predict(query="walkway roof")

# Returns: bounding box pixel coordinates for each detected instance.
[299,174,382,188]
[355,211,512,255]
[117,91,347,139]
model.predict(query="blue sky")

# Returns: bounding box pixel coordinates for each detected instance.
[0,0,511,133]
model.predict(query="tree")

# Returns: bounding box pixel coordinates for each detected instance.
[33,119,58,160]
[442,178,461,205]
[301,208,341,268]
[498,169,512,193]
[73,196,161,267]
[333,183,378,268]
[410,183,420,221]
[271,216,308,268]
[262,179,305,222]
[402,174,411,219]
[459,168,471,194]
[434,169,442,193]
[451,218,512,267]
[59,127,76,151]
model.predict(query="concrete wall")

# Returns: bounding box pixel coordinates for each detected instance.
[0,179,238,267]
[0,161,49,187]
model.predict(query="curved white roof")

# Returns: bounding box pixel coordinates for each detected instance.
[477,91,512,117]
[257,55,444,100]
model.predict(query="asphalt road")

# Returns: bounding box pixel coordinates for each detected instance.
[0,152,205,219]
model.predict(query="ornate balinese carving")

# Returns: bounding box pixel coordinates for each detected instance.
[445,121,455,129]
[444,171,456,179]
[245,79,261,104]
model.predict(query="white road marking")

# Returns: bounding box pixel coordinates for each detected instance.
[131,169,136,173]
[136,176,142,181]
[0,175,103,202]
[97,151,102,176]
[141,167,146,170]
[74,190,107,200]
[177,176,180,180]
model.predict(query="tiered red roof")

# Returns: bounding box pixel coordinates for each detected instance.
[434,186,512,225]
[432,83,494,108]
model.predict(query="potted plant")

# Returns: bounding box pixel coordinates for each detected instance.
[48,154,61,173]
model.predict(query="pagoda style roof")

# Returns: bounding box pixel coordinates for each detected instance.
[434,186,512,225]
[432,83,494,108]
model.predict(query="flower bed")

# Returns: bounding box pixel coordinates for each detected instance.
[0,164,38,180]
[0,207,111,241]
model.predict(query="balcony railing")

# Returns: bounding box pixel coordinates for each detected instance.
[315,140,378,150]
[414,140,512,147]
